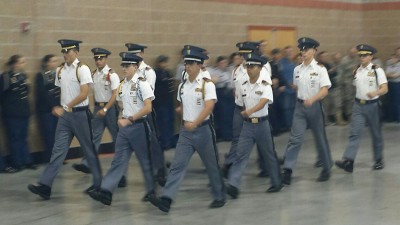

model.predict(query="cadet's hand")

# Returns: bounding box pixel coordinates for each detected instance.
[367,91,378,99]
[97,109,106,118]
[184,121,197,131]
[118,118,132,128]
[241,110,251,118]
[304,99,314,107]
[278,86,286,92]
[175,106,182,115]
[52,106,64,117]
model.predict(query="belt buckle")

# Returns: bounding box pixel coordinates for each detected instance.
[360,99,366,105]
[99,102,105,107]
[251,118,259,124]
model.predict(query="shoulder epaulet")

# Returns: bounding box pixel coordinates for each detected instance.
[242,80,248,85]
[120,79,124,83]
[372,64,379,69]
[145,66,152,71]
[91,69,97,76]
[202,77,212,82]
[138,77,147,81]
[108,68,115,73]
[261,80,270,86]
[58,62,65,68]
[317,62,325,67]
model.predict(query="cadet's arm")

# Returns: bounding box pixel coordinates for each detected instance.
[129,98,152,122]
[66,84,90,108]
[193,99,215,126]
[306,86,329,105]
[242,98,269,117]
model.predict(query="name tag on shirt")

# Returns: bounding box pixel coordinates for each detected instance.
[255,91,263,95]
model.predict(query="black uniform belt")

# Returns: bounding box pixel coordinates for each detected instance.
[122,117,147,124]
[235,104,244,110]
[297,98,305,103]
[244,116,268,124]
[71,106,89,112]
[183,120,210,127]
[355,98,379,105]
[95,102,108,107]
[132,118,146,123]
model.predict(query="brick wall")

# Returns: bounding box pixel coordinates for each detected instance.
[0,0,397,152]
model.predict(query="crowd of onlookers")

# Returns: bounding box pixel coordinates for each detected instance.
[1,45,400,174]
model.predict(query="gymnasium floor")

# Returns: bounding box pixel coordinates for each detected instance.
[1,124,400,225]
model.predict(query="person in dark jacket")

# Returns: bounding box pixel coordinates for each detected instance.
[35,54,60,163]
[0,55,36,170]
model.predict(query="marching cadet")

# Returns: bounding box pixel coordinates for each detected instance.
[88,52,156,205]
[28,39,102,199]
[281,37,333,185]
[226,53,282,199]
[335,44,388,173]
[222,41,270,178]
[72,48,120,177]
[149,47,225,213]
[125,43,166,186]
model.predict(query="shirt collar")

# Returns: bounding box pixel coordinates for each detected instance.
[300,59,317,68]
[139,61,148,70]
[68,58,80,68]
[361,63,373,70]
[99,65,110,74]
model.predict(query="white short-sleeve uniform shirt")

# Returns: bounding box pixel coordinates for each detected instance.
[354,63,387,100]
[293,59,331,101]
[92,64,120,102]
[117,73,155,119]
[177,72,217,122]
[237,74,273,118]
[55,58,92,107]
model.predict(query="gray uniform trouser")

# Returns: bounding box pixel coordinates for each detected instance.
[228,120,281,188]
[161,122,225,201]
[224,105,244,165]
[343,101,383,161]
[101,121,155,193]
[283,101,333,171]
[82,104,118,166]
[224,105,268,173]
[39,110,102,187]
[148,111,165,173]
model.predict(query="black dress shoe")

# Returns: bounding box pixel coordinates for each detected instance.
[226,184,239,199]
[335,159,354,173]
[316,169,330,182]
[282,168,292,185]
[149,196,172,213]
[373,159,384,170]
[141,190,156,202]
[72,163,91,174]
[84,185,98,194]
[0,166,19,173]
[118,176,127,188]
[256,171,269,178]
[209,199,226,208]
[27,183,51,200]
[266,184,284,193]
[89,189,112,206]
[314,160,323,168]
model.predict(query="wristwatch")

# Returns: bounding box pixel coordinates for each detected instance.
[103,107,108,113]
[128,116,135,123]
[63,105,72,112]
